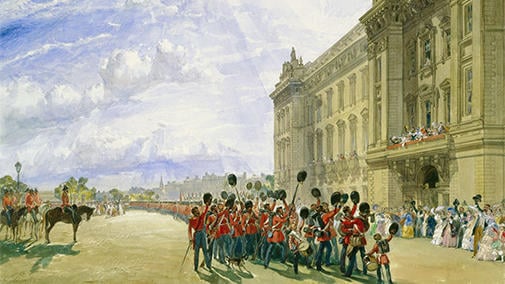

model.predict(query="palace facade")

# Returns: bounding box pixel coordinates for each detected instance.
[270,0,505,207]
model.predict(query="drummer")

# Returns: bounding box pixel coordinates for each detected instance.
[366,233,394,284]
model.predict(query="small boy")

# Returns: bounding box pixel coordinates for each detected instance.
[366,233,393,284]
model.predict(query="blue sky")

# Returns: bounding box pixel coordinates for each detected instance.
[0,0,371,191]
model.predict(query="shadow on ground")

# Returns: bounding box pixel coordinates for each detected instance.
[24,243,80,272]
[0,240,30,265]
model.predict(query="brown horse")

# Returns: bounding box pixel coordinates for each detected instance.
[44,205,94,243]
[0,206,27,242]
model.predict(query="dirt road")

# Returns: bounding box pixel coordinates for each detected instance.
[0,210,504,283]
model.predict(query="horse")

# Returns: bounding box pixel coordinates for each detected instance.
[0,206,28,242]
[44,205,94,243]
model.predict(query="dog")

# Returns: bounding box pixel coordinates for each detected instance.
[225,254,248,269]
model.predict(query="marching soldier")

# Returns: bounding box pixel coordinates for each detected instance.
[243,200,259,260]
[314,203,341,272]
[344,202,371,277]
[264,199,289,269]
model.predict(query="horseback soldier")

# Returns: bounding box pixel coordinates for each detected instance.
[33,188,42,207]
[2,189,14,225]
[61,185,77,223]
[25,188,37,222]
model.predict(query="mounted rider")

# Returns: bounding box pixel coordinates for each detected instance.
[2,189,14,225]
[24,187,37,222]
[61,185,77,223]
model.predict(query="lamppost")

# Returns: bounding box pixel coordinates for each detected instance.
[15,161,22,194]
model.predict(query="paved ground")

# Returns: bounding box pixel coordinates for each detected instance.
[0,210,504,284]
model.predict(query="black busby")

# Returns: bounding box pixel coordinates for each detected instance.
[245,200,253,209]
[277,189,287,200]
[299,206,309,219]
[340,193,349,204]
[359,202,370,216]
[246,182,253,190]
[227,174,237,187]
[203,193,213,204]
[220,191,228,200]
[311,187,321,198]
[389,222,400,235]
[330,192,341,207]
[254,181,262,191]
[297,170,307,183]
[350,191,360,204]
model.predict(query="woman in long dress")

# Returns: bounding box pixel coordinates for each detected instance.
[476,222,500,261]
[401,209,414,239]
[461,209,477,251]
[441,213,458,247]
[431,211,445,246]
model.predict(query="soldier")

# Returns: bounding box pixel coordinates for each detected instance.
[314,203,341,271]
[243,200,259,260]
[339,203,357,273]
[264,199,289,269]
[344,202,371,277]
[188,200,211,272]
[61,185,77,223]
[215,202,232,264]
[24,188,37,222]
[33,188,42,207]
[366,233,394,284]
[2,189,13,225]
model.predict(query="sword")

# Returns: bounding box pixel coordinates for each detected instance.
[180,241,192,272]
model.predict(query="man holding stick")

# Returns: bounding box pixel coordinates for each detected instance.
[187,197,212,272]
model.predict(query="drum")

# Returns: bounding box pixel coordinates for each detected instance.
[299,241,313,257]
[363,255,379,271]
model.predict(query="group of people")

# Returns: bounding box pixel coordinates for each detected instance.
[373,195,505,263]
[390,122,448,146]
[2,187,43,226]
[185,189,397,283]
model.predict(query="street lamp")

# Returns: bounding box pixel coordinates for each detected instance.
[15,161,22,193]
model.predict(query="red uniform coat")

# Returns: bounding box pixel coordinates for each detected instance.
[367,235,393,265]
[341,204,358,245]
[188,205,210,240]
[61,191,70,207]
[230,211,244,237]
[267,212,288,243]
[25,193,35,212]
[316,206,341,242]
[243,210,259,235]
[216,209,231,239]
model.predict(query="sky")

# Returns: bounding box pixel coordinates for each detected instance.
[0,0,372,191]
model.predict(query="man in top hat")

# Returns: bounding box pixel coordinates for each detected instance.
[2,189,14,226]
[61,185,77,223]
[24,188,37,222]
[188,198,212,272]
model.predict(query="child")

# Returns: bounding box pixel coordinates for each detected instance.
[366,233,393,284]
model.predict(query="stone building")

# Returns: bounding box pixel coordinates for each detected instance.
[270,0,505,208]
